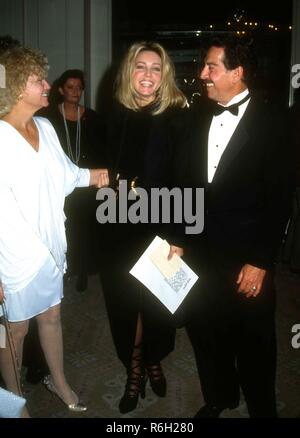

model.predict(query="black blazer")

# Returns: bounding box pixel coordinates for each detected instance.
[101,101,188,247]
[173,96,296,270]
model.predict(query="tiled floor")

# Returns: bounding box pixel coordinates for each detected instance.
[23,265,300,418]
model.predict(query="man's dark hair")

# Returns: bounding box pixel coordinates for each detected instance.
[208,35,257,87]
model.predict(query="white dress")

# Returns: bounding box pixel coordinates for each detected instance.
[0,117,90,321]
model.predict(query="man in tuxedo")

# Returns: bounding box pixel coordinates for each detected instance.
[179,36,295,418]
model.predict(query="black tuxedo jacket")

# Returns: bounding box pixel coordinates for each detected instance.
[172,96,296,271]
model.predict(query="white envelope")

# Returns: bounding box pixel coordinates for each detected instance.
[130,236,198,314]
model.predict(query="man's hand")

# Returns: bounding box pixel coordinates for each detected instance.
[89,168,109,188]
[236,264,267,298]
[167,245,184,260]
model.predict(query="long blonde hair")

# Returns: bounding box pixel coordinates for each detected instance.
[115,41,187,115]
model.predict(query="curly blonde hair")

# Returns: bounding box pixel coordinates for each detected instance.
[115,41,187,115]
[0,46,49,117]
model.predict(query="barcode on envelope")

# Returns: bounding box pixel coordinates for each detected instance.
[165,268,190,293]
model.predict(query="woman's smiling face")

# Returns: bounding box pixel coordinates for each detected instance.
[132,50,162,106]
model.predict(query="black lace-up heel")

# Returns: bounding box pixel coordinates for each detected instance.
[119,345,146,414]
[146,363,167,397]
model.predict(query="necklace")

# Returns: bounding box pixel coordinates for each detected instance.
[61,103,81,164]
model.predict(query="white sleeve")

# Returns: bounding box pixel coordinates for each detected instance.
[38,117,91,195]
[62,152,90,196]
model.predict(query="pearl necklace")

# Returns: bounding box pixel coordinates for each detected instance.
[61,103,81,164]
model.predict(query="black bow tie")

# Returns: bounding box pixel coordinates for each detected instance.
[213,94,250,116]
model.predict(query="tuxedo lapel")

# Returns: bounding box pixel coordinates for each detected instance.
[212,119,249,182]
[212,99,256,183]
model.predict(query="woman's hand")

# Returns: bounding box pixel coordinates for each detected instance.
[168,245,184,260]
[89,169,109,188]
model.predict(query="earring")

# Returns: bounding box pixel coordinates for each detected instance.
[18,94,23,100]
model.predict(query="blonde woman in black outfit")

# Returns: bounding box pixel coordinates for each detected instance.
[99,41,187,414]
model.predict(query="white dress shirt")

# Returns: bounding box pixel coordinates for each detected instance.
[207,89,250,183]
[0,117,90,294]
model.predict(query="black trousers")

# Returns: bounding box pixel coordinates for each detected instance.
[183,254,277,418]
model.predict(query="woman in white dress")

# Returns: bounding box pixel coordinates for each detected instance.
[0,46,108,415]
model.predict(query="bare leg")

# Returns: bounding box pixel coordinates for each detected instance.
[0,320,28,393]
[36,304,77,405]
[0,319,30,416]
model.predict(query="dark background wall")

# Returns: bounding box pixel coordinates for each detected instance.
[111,0,293,105]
